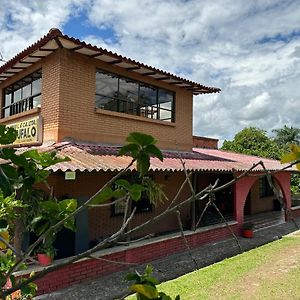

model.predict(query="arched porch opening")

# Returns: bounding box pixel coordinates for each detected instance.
[243,175,285,230]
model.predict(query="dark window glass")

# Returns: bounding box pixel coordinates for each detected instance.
[23,84,31,99]
[14,88,22,102]
[139,84,157,119]
[158,89,173,122]
[95,69,175,122]
[95,72,118,110]
[119,78,139,115]
[2,70,42,118]
[259,177,274,197]
[32,78,41,95]
[4,93,11,107]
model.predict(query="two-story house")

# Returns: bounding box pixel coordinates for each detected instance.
[0,29,297,295]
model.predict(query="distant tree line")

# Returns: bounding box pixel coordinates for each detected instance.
[221,125,300,193]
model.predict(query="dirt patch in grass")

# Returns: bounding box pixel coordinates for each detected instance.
[210,235,300,299]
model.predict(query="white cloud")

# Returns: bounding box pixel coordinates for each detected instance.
[0,0,87,62]
[1,0,300,142]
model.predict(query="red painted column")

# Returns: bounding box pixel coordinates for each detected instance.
[273,172,291,220]
[233,175,257,226]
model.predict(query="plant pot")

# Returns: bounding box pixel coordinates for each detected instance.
[37,253,52,266]
[242,229,254,238]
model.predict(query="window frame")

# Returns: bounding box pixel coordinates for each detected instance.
[2,70,42,118]
[95,69,175,123]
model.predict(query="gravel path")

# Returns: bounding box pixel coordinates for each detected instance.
[36,218,300,300]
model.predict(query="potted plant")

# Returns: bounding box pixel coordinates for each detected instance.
[35,237,57,266]
[242,222,254,238]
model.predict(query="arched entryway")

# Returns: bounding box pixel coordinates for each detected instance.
[243,175,285,230]
[234,171,291,228]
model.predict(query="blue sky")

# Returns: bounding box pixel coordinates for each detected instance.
[0,0,300,143]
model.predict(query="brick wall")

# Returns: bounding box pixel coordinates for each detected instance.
[193,136,218,149]
[32,223,238,295]
[250,179,274,214]
[0,49,194,150]
[56,49,193,151]
[48,170,192,241]
[291,206,300,218]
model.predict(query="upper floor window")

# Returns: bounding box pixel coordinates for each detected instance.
[2,70,42,118]
[96,70,175,122]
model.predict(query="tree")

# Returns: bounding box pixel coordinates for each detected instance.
[222,126,300,194]
[272,125,300,150]
[221,127,283,159]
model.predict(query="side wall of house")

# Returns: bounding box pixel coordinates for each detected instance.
[48,170,191,242]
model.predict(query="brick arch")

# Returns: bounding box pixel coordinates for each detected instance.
[234,171,291,227]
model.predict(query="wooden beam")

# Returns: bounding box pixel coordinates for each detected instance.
[169,81,183,85]
[89,52,103,58]
[109,59,123,64]
[54,37,63,49]
[19,61,33,65]
[155,76,170,80]
[70,45,84,51]
[125,66,140,71]
[141,71,156,76]
[2,71,18,74]
[11,66,26,70]
[38,48,55,52]
[28,55,44,59]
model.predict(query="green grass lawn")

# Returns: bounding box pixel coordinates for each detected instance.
[129,232,300,299]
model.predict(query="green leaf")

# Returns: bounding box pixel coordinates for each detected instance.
[0,125,17,145]
[113,188,127,199]
[159,293,173,300]
[0,164,18,180]
[281,152,298,164]
[90,187,114,205]
[22,149,41,160]
[129,184,144,201]
[0,171,13,197]
[145,264,153,276]
[115,179,131,190]
[1,148,16,159]
[40,200,58,212]
[31,216,43,226]
[63,217,76,231]
[130,284,159,298]
[145,144,164,161]
[125,273,141,282]
[34,221,49,235]
[58,199,77,212]
[126,132,157,146]
[118,143,139,157]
